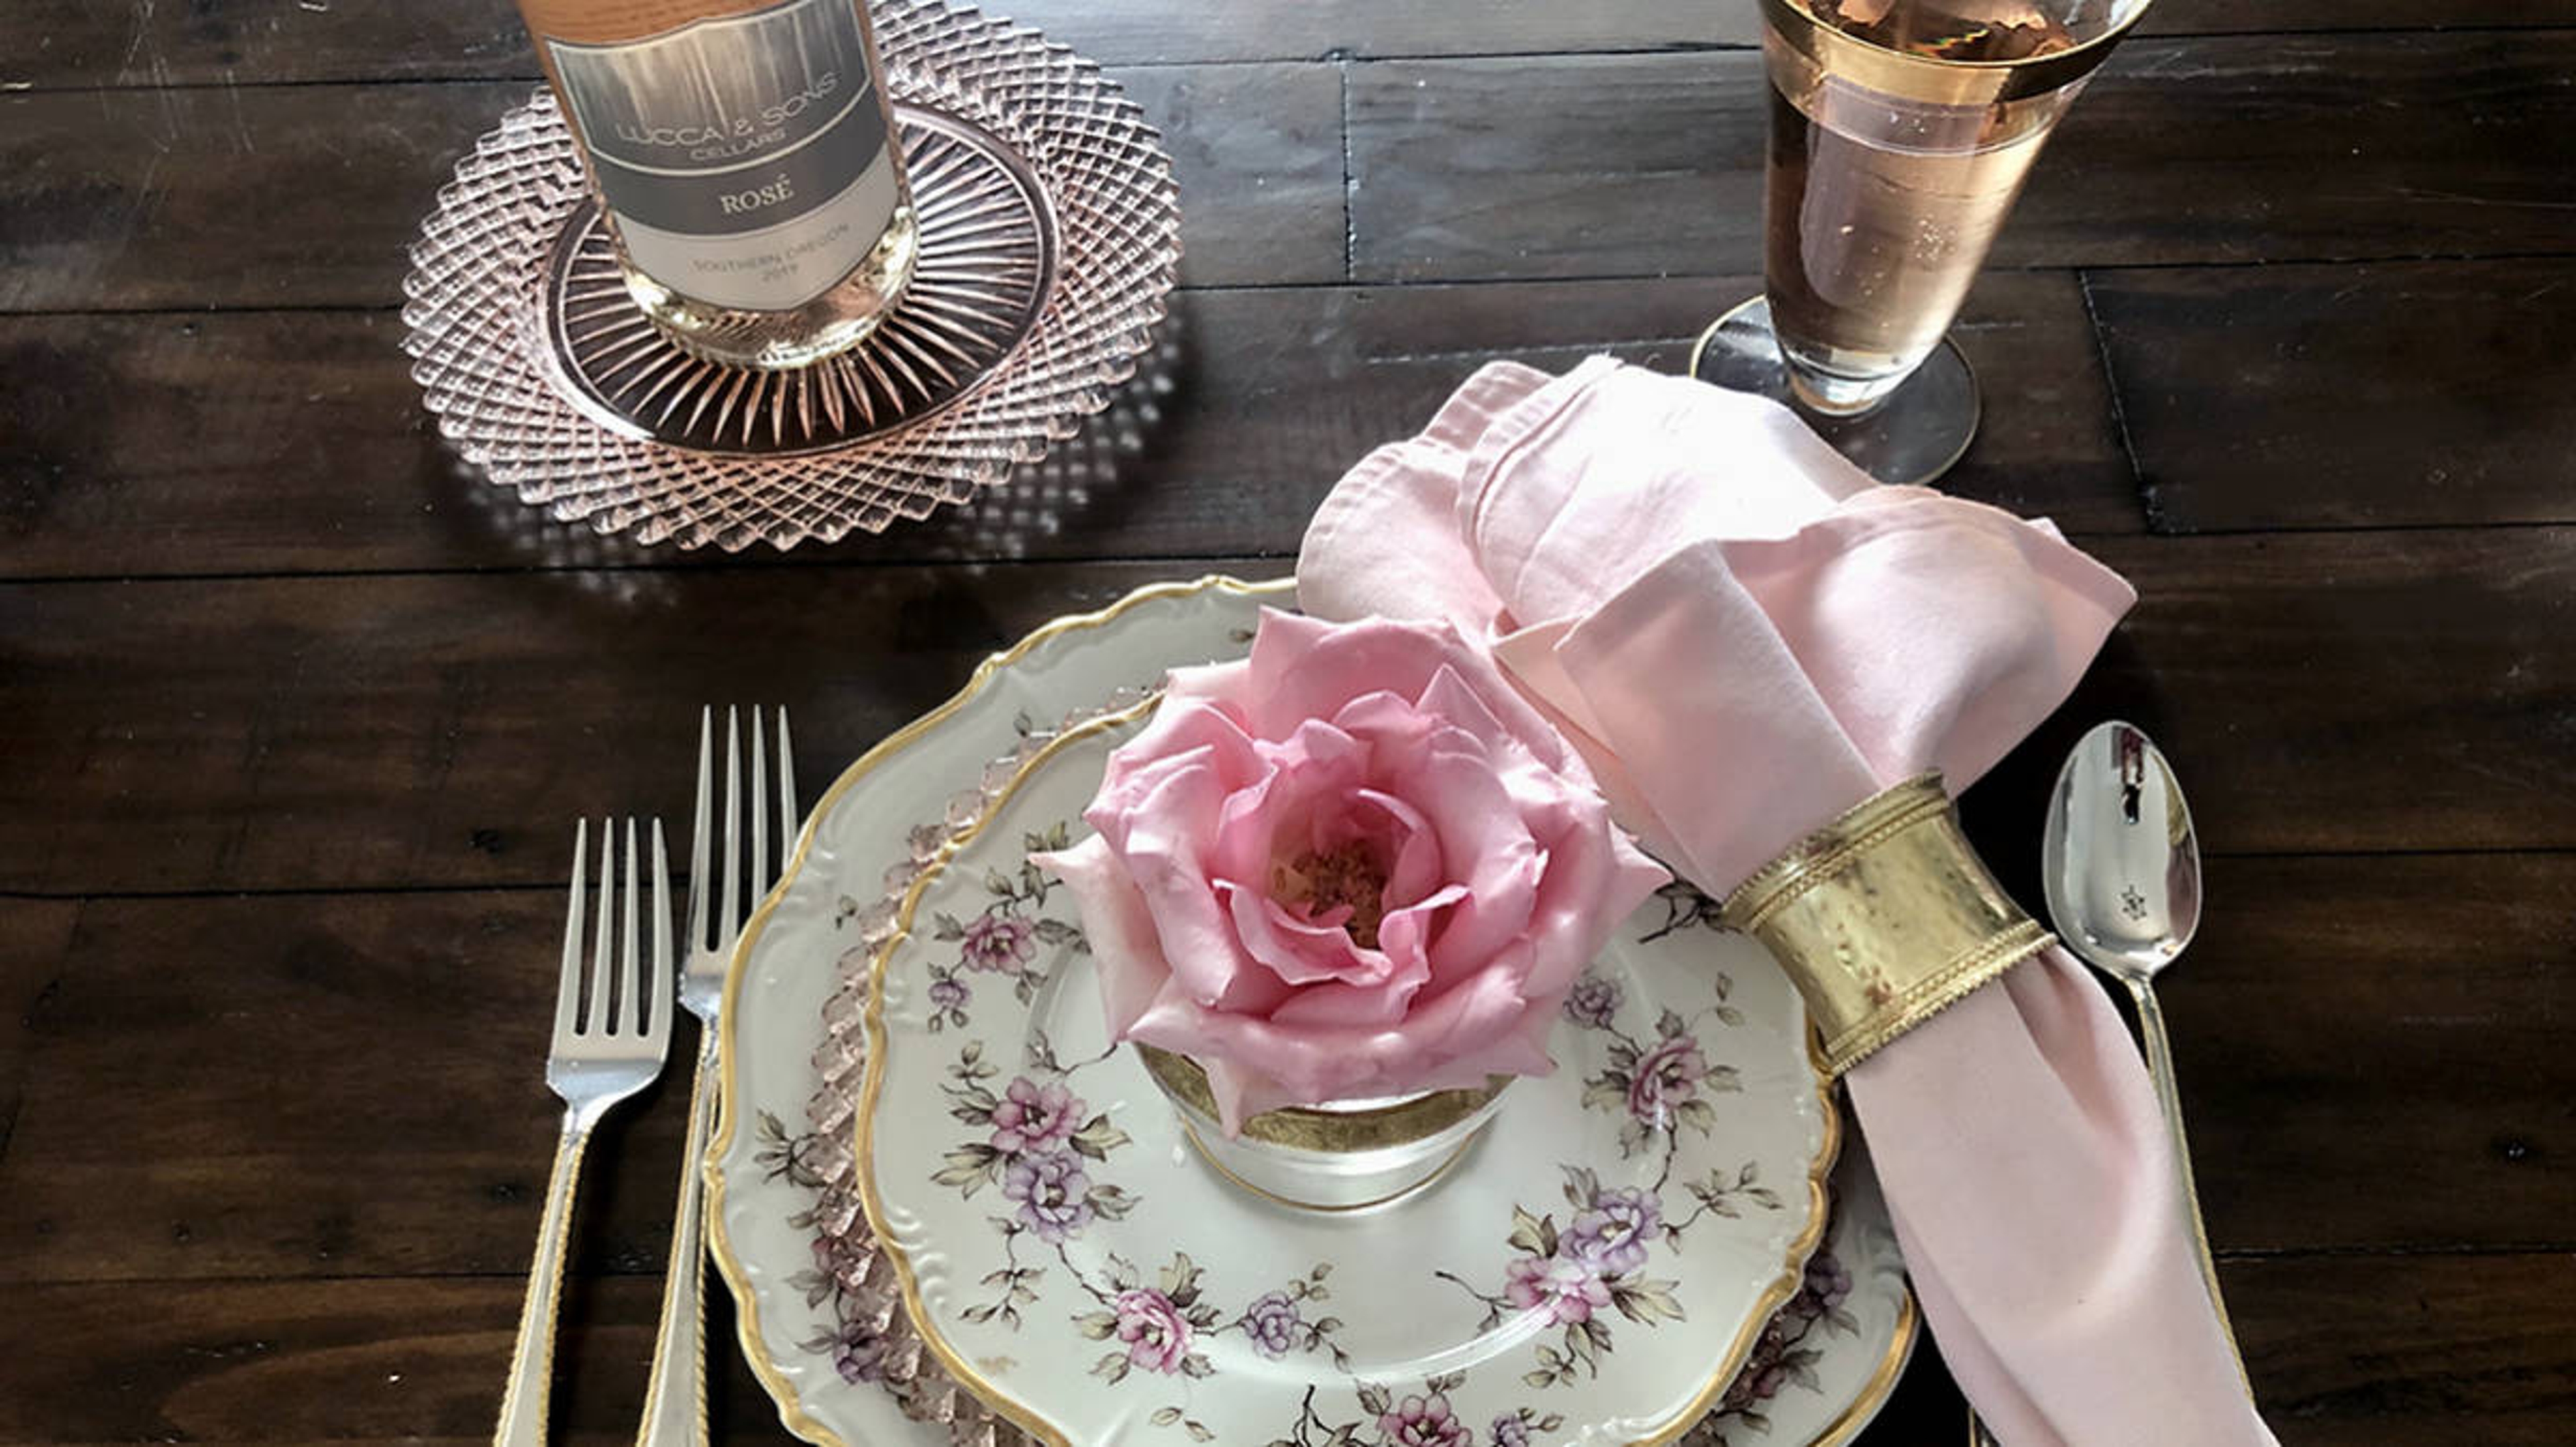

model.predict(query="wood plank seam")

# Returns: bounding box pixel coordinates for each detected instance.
[2076,268,2156,533]
[13,23,2576,93]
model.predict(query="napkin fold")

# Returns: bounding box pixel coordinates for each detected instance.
[1297,356,2273,1447]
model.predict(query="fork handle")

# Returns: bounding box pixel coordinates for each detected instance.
[496,1118,592,1447]
[637,1031,720,1447]
[2124,973,2247,1381]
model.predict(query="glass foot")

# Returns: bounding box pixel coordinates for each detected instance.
[1685,297,1980,488]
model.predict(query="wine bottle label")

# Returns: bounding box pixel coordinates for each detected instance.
[547,0,900,311]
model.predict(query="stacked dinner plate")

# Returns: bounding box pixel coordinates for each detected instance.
[704,576,1919,1447]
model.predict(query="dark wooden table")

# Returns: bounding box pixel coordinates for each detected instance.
[5,1,2573,1442]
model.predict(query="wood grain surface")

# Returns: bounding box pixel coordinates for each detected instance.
[3,0,2572,1443]
[1347,33,2576,282]
[0,271,2128,580]
[11,1,2576,83]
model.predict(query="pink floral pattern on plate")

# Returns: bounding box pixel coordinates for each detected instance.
[841,737,1841,1444]
[915,820,1086,1033]
[712,586,1911,1447]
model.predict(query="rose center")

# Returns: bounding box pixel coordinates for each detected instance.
[1270,839,1391,950]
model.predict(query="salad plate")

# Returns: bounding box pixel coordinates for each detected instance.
[857,704,1834,1446]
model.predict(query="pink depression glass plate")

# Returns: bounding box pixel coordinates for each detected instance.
[399,1,1179,551]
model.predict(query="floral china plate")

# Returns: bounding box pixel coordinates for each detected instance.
[707,575,1917,1447]
[859,710,1837,1440]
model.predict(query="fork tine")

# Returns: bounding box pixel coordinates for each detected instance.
[591,816,619,1035]
[776,706,798,855]
[750,705,771,905]
[555,818,590,1039]
[688,707,713,957]
[721,706,744,944]
[621,817,643,1035]
[646,818,674,1050]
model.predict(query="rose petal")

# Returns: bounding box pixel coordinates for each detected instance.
[1369,789,1448,910]
[1091,698,1265,818]
[1245,608,1600,785]
[1028,835,1167,1039]
[1411,661,1519,755]
[1261,977,1413,1030]
[1109,753,1288,1015]
[1207,720,1367,890]
[1365,879,1468,1002]
[1395,738,1546,983]
[1263,886,1464,1028]
[1126,990,1318,1130]
[1323,689,1438,793]
[1196,1050,1266,1136]
[1515,790,1670,1000]
[1214,877,1387,987]
[1035,609,1674,1123]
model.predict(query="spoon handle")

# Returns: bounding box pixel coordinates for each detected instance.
[2123,973,2247,1381]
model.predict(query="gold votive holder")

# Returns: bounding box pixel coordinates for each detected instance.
[1134,1044,1511,1212]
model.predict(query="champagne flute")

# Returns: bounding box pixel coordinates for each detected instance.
[1691,0,2152,484]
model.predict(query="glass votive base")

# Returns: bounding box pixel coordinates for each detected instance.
[1133,1044,1511,1212]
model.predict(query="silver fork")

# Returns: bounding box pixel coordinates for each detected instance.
[638,707,797,1447]
[496,817,674,1447]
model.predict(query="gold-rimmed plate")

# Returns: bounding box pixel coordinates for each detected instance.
[855,704,1837,1447]
[705,575,1917,1446]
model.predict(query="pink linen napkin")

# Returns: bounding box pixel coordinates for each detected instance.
[1297,356,2272,1446]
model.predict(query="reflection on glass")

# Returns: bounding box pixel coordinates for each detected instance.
[1694,0,2151,484]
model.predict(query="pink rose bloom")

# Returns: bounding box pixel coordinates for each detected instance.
[987,1076,1081,1155]
[1503,1252,1612,1325]
[1627,1033,1708,1126]
[961,913,1035,972]
[1036,610,1666,1131]
[1112,1287,1193,1374]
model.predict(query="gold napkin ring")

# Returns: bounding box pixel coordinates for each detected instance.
[1721,773,2053,1078]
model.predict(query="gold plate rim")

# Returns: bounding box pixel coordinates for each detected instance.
[1760,0,2151,105]
[1820,1289,1919,1446]
[704,571,1917,1447]
[703,574,1289,1447]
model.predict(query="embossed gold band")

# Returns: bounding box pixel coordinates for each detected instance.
[1721,773,2053,1077]
[1758,0,2148,109]
[1133,1042,1509,1152]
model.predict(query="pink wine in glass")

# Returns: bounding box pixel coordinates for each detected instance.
[1763,1,2101,415]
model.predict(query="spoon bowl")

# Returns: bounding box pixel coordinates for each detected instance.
[2043,719,2203,981]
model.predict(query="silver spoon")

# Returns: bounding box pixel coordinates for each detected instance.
[2041,719,2243,1371]
[1968,722,2242,1445]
